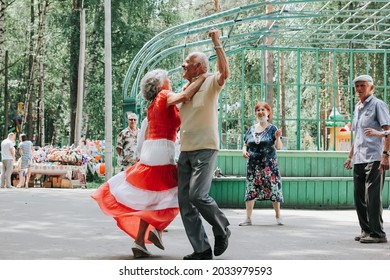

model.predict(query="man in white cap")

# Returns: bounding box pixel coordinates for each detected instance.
[116,112,139,171]
[344,74,390,243]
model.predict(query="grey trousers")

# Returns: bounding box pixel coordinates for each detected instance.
[1,159,14,188]
[178,149,230,253]
[353,161,386,238]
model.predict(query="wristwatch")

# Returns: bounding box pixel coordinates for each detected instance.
[384,131,389,138]
[383,151,390,156]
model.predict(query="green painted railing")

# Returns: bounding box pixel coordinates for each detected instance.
[211,150,390,209]
[215,150,353,177]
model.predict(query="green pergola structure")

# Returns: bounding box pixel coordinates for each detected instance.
[123,0,390,151]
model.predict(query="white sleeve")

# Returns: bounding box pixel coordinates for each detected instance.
[136,118,148,157]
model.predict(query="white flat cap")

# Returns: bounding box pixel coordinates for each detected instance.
[353,75,373,84]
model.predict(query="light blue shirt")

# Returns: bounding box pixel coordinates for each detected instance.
[18,140,33,161]
[352,95,390,164]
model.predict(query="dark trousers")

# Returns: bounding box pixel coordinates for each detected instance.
[353,162,386,238]
[178,149,230,253]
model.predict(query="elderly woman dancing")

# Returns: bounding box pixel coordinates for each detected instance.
[91,69,206,258]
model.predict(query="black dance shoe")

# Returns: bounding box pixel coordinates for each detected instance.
[183,248,213,260]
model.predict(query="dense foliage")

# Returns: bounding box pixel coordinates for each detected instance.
[1,0,389,151]
[0,0,184,145]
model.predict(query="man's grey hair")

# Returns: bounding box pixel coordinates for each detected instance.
[127,112,138,120]
[190,52,209,72]
[140,69,169,101]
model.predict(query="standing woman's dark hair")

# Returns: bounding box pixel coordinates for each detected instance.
[20,134,28,142]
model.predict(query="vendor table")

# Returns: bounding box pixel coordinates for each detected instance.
[1,163,86,188]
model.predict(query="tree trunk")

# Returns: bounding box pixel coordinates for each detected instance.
[51,72,68,146]
[75,5,86,144]
[327,53,333,110]
[337,70,344,114]
[37,0,48,145]
[82,3,104,142]
[30,0,34,58]
[280,52,286,138]
[0,0,5,69]
[3,50,9,137]
[214,0,219,12]
[69,2,81,146]
[23,0,36,136]
[0,0,6,137]
[24,0,48,141]
[104,0,113,179]
[59,73,68,145]
[25,54,34,138]
[38,56,45,146]
[265,2,274,107]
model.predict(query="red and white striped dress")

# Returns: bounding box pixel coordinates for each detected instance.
[91,90,180,243]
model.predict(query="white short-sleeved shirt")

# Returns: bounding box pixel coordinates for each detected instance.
[1,139,15,160]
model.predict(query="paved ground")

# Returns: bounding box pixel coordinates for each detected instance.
[1,188,390,260]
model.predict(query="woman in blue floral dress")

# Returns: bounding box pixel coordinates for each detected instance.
[240,101,284,226]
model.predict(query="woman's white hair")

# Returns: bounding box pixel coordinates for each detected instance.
[140,69,168,101]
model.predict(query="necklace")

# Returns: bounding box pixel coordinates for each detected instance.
[253,132,262,144]
[252,124,269,144]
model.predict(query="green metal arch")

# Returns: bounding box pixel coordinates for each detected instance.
[122,0,390,151]
[122,0,329,102]
[124,0,390,103]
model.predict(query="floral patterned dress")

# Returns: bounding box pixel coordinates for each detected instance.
[243,124,283,202]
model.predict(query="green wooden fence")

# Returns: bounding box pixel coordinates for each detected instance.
[210,150,390,209]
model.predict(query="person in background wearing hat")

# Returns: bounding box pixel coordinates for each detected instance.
[116,112,139,171]
[344,74,390,244]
